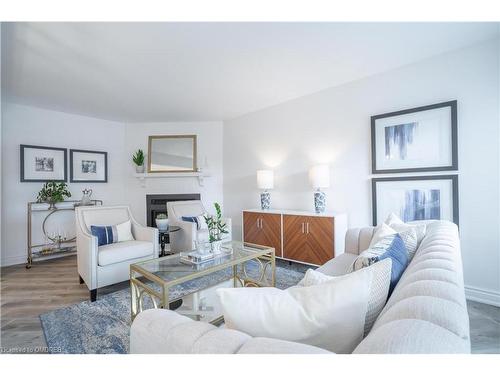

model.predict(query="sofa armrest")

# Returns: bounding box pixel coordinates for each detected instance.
[130,309,331,354]
[75,212,99,289]
[131,222,159,257]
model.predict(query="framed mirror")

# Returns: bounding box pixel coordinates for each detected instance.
[148,135,197,173]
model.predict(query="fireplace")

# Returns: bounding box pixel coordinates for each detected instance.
[146,193,201,228]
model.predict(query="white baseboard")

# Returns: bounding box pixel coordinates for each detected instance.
[1,254,27,267]
[465,285,500,307]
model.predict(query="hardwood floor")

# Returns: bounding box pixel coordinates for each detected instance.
[1,255,499,353]
[0,255,124,352]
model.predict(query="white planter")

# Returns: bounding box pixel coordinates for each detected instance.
[135,165,145,173]
[155,218,169,231]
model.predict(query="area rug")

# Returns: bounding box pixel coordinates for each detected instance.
[39,261,305,354]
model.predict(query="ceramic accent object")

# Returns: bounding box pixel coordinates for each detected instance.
[135,165,145,173]
[314,189,326,214]
[260,191,271,210]
[155,218,169,231]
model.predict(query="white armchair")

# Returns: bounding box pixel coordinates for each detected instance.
[167,200,232,252]
[75,205,158,301]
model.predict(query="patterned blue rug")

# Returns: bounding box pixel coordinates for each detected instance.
[39,261,305,354]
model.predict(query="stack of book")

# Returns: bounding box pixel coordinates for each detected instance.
[180,250,215,265]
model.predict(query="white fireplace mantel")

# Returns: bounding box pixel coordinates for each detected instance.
[133,171,211,187]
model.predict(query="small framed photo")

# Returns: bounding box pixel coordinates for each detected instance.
[371,100,458,174]
[70,149,108,183]
[20,145,67,182]
[372,175,459,226]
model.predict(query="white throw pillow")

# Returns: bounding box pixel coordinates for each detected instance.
[298,260,391,337]
[115,220,134,242]
[383,213,426,247]
[384,212,404,226]
[369,223,397,248]
[217,260,391,353]
[391,222,426,247]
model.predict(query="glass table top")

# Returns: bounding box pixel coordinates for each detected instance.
[131,241,274,285]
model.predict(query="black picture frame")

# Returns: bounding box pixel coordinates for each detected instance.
[372,175,459,226]
[20,144,68,182]
[371,100,458,174]
[70,149,108,183]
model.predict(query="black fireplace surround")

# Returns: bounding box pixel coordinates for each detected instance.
[146,193,201,228]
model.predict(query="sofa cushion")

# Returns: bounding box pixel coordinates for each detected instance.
[98,240,153,266]
[316,253,358,276]
[217,260,391,353]
[368,223,397,247]
[91,220,134,246]
[299,260,391,337]
[353,319,470,354]
[353,234,408,295]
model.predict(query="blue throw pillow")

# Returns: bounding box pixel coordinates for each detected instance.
[91,225,115,246]
[90,220,134,246]
[353,233,409,296]
[376,235,409,294]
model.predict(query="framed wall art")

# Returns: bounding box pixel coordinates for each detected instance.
[20,144,67,182]
[371,100,458,174]
[70,149,108,183]
[372,175,459,226]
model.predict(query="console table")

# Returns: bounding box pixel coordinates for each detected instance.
[242,209,347,266]
[26,199,103,268]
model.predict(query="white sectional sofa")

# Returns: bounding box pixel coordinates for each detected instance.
[130,220,470,354]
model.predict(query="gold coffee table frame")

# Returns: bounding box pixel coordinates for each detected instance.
[130,241,275,322]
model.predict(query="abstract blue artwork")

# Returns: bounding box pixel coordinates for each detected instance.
[401,189,440,222]
[384,122,418,160]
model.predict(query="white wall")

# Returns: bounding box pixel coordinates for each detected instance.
[223,39,500,305]
[124,122,224,225]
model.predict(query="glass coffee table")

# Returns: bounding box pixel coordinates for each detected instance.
[130,241,275,324]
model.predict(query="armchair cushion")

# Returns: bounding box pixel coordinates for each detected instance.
[98,240,154,266]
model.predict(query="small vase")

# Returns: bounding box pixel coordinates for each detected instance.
[155,218,169,231]
[210,240,223,255]
[135,165,145,173]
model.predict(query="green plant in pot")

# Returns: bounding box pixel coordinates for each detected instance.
[155,213,169,231]
[204,202,229,254]
[36,182,72,209]
[132,149,145,173]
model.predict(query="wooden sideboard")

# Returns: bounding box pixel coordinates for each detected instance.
[242,209,347,266]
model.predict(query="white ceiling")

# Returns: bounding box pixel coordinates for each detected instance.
[2,22,498,122]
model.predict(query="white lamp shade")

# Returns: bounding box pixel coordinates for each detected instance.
[310,164,330,189]
[257,170,274,189]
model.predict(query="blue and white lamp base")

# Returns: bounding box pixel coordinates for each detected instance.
[314,189,326,214]
[260,191,271,210]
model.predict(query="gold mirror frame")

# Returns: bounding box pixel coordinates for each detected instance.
[147,135,197,173]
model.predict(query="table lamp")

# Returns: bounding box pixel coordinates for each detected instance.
[310,165,330,213]
[257,170,274,210]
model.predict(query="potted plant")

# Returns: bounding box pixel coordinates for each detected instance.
[132,149,145,173]
[204,202,229,254]
[155,213,169,231]
[36,182,72,209]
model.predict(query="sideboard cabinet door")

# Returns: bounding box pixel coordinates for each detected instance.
[243,211,282,257]
[283,215,334,265]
